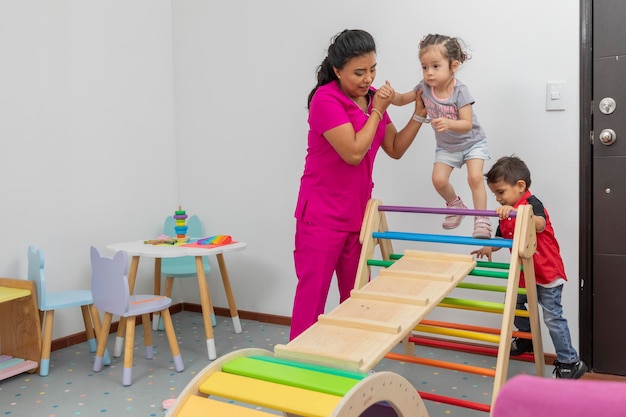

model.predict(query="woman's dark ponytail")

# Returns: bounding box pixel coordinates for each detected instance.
[307,29,376,108]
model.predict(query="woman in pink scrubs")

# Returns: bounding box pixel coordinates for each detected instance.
[291,29,428,339]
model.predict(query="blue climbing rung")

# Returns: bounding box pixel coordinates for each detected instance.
[372,231,513,248]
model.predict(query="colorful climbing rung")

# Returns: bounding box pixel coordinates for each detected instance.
[176,396,276,417]
[249,355,368,380]
[198,371,343,417]
[373,231,514,248]
[439,297,531,317]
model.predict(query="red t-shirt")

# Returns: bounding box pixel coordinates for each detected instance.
[496,190,567,287]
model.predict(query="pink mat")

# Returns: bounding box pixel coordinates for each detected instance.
[492,374,626,417]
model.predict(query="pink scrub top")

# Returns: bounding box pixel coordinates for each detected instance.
[295,81,391,232]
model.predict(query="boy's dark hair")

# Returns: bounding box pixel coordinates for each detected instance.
[485,155,532,189]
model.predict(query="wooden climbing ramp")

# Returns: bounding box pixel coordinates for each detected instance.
[274,249,476,372]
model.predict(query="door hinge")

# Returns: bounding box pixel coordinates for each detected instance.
[589,100,594,145]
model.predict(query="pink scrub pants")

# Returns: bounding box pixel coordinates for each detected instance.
[290,220,362,340]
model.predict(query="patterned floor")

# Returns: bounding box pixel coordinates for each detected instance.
[0,311,546,417]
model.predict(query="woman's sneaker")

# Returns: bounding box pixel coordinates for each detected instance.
[553,360,588,379]
[510,337,533,356]
[442,197,467,229]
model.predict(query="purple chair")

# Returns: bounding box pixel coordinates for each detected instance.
[90,246,184,386]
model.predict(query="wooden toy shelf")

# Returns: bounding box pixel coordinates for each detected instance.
[0,278,42,380]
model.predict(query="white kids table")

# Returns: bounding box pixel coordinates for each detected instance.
[106,240,246,360]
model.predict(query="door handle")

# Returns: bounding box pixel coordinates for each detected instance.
[599,128,616,145]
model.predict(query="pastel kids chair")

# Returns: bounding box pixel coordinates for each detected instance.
[156,214,215,330]
[27,245,108,376]
[90,246,184,386]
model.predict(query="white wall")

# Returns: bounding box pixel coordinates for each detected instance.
[1,0,580,356]
[0,1,179,337]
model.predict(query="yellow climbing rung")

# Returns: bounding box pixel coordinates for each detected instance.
[177,396,276,417]
[199,371,342,417]
[413,324,501,344]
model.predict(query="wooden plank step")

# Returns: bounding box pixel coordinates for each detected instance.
[378,267,453,282]
[403,249,477,262]
[317,314,401,334]
[198,371,342,417]
[359,274,451,304]
[386,251,476,283]
[279,248,477,373]
[274,343,365,372]
[177,395,276,417]
[222,356,360,396]
[350,288,429,306]
[276,301,430,372]
[325,297,426,327]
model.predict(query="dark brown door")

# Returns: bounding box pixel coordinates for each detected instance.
[584,0,626,376]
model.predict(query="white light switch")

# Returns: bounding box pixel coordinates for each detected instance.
[546,82,566,111]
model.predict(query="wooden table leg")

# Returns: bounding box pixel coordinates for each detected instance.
[115,255,140,357]
[195,256,217,359]
[80,304,97,352]
[152,258,162,330]
[90,304,111,365]
[216,253,242,333]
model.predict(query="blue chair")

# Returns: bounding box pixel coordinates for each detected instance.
[27,245,109,376]
[90,246,184,386]
[156,214,215,329]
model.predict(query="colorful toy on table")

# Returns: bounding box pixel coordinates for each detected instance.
[173,205,189,243]
[144,236,177,245]
[196,235,233,245]
[144,234,178,245]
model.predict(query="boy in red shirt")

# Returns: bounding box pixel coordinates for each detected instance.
[472,156,587,379]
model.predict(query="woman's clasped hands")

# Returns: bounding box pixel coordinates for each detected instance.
[372,80,395,113]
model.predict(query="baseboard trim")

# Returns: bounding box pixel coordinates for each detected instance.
[189,302,292,327]
[51,302,290,352]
